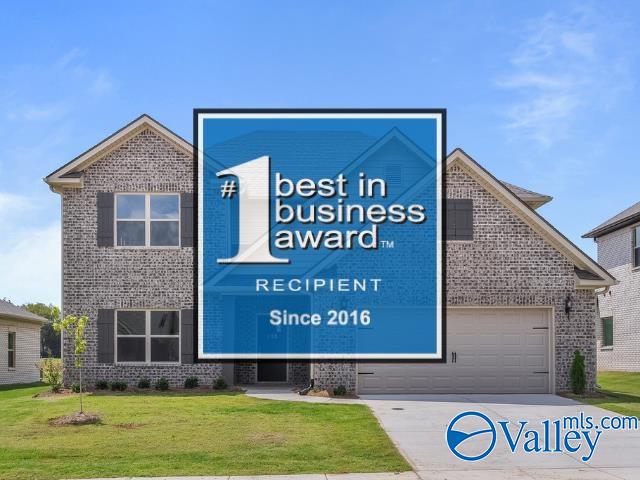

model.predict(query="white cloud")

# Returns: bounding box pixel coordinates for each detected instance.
[88,72,113,96]
[0,223,60,306]
[496,7,632,147]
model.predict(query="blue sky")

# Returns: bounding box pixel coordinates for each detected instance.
[1,1,639,306]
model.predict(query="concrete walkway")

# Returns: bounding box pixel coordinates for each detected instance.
[244,387,640,480]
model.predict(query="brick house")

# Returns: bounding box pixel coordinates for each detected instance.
[0,299,48,384]
[45,114,615,393]
[583,202,640,371]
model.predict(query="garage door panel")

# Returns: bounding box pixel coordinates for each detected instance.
[357,308,550,394]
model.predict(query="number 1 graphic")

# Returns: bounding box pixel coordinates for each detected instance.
[217,155,289,264]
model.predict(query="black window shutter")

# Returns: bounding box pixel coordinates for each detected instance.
[97,192,114,247]
[181,193,194,248]
[97,309,115,363]
[446,199,473,240]
[181,309,194,364]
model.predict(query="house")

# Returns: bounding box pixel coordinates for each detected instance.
[583,202,640,371]
[0,299,48,384]
[44,114,615,394]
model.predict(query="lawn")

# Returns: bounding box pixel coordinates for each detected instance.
[580,371,640,418]
[0,385,409,480]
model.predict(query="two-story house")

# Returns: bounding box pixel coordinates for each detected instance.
[584,202,640,371]
[45,114,615,394]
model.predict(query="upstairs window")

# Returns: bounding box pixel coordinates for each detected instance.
[116,194,180,247]
[634,226,640,268]
[602,317,613,347]
[446,199,473,241]
[7,332,16,368]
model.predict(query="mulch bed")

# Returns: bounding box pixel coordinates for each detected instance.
[48,412,101,426]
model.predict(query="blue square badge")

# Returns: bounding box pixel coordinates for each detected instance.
[196,110,444,359]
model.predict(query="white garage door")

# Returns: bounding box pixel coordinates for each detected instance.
[357,308,551,394]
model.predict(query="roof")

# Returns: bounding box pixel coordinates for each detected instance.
[501,181,552,209]
[583,200,640,239]
[0,300,49,324]
[44,114,192,191]
[448,148,616,288]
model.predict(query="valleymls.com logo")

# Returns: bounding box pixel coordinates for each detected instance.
[446,410,639,462]
[216,155,429,264]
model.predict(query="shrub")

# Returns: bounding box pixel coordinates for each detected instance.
[39,357,62,393]
[213,378,227,390]
[110,380,127,392]
[184,376,199,389]
[137,378,151,389]
[333,385,347,396]
[95,380,109,390]
[71,383,85,393]
[570,349,586,395]
[155,378,169,391]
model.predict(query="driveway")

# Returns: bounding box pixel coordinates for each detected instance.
[360,394,640,480]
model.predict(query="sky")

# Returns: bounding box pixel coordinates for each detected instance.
[1,1,639,306]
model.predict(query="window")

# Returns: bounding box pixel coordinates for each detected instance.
[116,194,180,247]
[116,310,180,363]
[446,199,473,240]
[7,332,16,368]
[602,317,613,347]
[634,226,640,268]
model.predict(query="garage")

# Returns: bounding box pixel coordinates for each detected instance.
[357,308,552,394]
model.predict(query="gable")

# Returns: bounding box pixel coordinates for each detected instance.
[45,114,192,191]
[447,149,615,288]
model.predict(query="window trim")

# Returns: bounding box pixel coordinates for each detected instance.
[114,193,181,249]
[602,316,613,348]
[115,309,181,365]
[7,331,16,369]
[633,225,640,269]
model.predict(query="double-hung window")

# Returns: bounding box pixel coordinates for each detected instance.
[7,332,16,368]
[115,193,180,247]
[116,310,180,363]
[633,226,640,268]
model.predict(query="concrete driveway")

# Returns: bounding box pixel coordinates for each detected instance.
[360,394,640,480]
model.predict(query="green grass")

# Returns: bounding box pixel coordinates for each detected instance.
[0,385,409,480]
[579,371,640,417]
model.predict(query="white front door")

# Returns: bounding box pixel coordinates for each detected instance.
[357,308,551,394]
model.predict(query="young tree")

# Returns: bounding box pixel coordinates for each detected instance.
[53,315,89,413]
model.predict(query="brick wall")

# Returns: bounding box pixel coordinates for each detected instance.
[595,227,640,371]
[61,129,222,387]
[312,163,598,393]
[0,319,41,384]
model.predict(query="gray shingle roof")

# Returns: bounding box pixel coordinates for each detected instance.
[0,299,49,323]
[501,181,553,208]
[583,201,640,239]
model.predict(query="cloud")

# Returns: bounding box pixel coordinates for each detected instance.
[88,71,113,96]
[496,7,632,147]
[0,222,60,306]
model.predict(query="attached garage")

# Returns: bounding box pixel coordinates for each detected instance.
[357,308,552,394]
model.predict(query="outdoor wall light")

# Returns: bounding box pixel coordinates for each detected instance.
[565,294,573,315]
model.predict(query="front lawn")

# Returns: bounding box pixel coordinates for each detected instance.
[0,385,409,480]
[580,371,640,417]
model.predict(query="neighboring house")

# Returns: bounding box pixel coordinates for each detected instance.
[583,202,640,371]
[0,299,48,384]
[44,114,615,394]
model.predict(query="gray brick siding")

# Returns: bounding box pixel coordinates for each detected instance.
[60,129,598,392]
[594,227,640,371]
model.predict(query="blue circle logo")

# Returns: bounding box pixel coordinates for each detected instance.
[446,411,496,461]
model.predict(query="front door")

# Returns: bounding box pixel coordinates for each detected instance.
[257,314,287,382]
[257,360,288,382]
